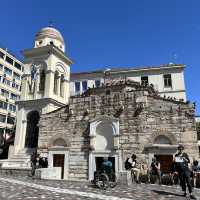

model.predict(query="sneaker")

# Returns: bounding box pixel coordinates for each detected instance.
[190,194,196,200]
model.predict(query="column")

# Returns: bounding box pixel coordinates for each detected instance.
[44,70,54,98]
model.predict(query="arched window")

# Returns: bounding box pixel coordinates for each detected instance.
[39,69,45,91]
[60,74,64,97]
[25,110,40,148]
[54,71,59,94]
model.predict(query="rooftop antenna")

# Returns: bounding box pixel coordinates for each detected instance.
[49,20,54,27]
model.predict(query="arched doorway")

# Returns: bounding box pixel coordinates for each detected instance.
[48,135,70,180]
[145,133,178,173]
[153,135,173,173]
[25,110,40,148]
[89,116,120,181]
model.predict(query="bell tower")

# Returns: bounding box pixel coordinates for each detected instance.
[21,26,72,112]
[2,27,73,168]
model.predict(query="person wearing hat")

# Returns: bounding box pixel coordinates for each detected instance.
[174,144,196,199]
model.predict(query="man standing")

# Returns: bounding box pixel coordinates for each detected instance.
[174,144,196,199]
[150,157,162,184]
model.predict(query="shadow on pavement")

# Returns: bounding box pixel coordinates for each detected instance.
[152,190,183,197]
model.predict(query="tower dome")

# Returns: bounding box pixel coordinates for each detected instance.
[34,26,65,52]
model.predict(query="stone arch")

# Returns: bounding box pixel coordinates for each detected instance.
[90,116,119,151]
[90,116,119,137]
[48,133,70,148]
[55,62,66,74]
[148,130,177,145]
[25,110,40,148]
[154,135,172,145]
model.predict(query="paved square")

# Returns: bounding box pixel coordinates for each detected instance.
[0,175,199,200]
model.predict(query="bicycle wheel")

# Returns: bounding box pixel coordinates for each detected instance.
[98,173,109,189]
[109,172,117,188]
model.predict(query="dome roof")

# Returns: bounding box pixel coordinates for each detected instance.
[35,26,64,44]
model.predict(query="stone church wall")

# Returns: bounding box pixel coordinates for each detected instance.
[38,87,198,180]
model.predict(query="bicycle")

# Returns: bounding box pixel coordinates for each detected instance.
[93,170,117,189]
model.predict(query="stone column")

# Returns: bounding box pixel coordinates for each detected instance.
[44,70,54,98]
[12,108,26,154]
[57,75,61,96]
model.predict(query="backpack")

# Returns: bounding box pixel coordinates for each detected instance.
[125,158,132,170]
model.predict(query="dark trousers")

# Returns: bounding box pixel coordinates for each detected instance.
[31,164,36,176]
[179,170,192,193]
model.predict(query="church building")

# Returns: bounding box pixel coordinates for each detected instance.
[1,26,199,181]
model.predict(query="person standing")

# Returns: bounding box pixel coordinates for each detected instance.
[174,144,196,199]
[191,159,200,188]
[150,157,162,184]
[30,152,37,176]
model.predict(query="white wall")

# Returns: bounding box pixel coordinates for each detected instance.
[70,66,186,101]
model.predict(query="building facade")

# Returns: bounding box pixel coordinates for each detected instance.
[1,26,72,168]
[38,80,198,181]
[70,64,186,101]
[0,48,23,151]
[1,27,198,182]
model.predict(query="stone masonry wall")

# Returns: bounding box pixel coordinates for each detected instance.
[38,85,198,180]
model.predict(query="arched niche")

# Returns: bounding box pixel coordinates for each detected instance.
[25,110,40,148]
[154,135,172,145]
[48,133,70,148]
[89,116,119,151]
[48,134,70,180]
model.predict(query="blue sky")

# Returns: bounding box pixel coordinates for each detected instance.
[0,0,199,114]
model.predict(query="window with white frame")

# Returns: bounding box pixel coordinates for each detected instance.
[9,104,16,112]
[1,89,9,98]
[0,100,8,110]
[4,67,12,76]
[10,93,18,100]
[13,72,20,80]
[163,74,172,88]
[82,81,87,92]
[0,114,6,123]
[7,116,15,124]
[5,56,13,65]
[95,80,101,87]
[141,76,148,85]
[75,81,80,93]
[0,51,5,59]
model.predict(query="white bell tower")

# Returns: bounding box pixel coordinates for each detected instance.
[2,26,73,168]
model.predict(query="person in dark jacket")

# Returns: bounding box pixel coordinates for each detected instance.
[174,144,196,199]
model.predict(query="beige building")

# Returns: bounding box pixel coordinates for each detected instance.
[0,48,23,148]
[70,64,186,101]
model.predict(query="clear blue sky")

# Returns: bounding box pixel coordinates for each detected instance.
[0,0,199,114]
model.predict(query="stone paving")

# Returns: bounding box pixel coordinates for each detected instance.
[0,175,199,200]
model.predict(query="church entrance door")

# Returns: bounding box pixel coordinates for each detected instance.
[95,156,115,172]
[155,155,173,173]
[53,154,65,179]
